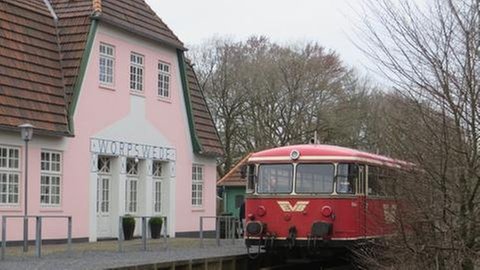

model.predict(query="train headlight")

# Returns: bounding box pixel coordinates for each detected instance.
[246,221,264,236]
[321,205,333,217]
[290,150,300,160]
[256,206,266,217]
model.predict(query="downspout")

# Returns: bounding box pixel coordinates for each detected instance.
[177,50,203,154]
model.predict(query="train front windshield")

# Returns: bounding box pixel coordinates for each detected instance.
[296,164,334,193]
[257,164,293,194]
[255,163,358,194]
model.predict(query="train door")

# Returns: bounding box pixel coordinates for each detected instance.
[335,163,360,235]
[365,166,386,237]
[357,165,367,239]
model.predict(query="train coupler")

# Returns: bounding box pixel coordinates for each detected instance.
[264,233,276,250]
[286,226,297,249]
[246,236,262,259]
[307,234,320,250]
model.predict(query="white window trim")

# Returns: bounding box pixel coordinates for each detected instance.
[97,156,111,213]
[0,145,20,206]
[157,61,171,100]
[125,158,139,213]
[153,180,162,213]
[125,178,138,214]
[191,164,204,207]
[99,177,110,213]
[99,43,115,87]
[40,150,62,207]
[152,161,164,213]
[130,52,145,92]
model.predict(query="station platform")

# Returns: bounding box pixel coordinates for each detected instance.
[0,238,248,270]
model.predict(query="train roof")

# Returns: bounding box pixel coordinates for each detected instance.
[249,144,410,168]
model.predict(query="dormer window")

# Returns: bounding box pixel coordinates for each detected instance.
[158,62,170,98]
[130,53,144,92]
[99,43,115,86]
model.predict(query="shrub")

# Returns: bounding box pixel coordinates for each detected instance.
[149,216,163,226]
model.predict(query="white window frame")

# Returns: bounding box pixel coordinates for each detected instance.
[130,52,144,92]
[97,156,111,213]
[40,151,62,206]
[97,177,110,214]
[125,158,138,213]
[157,61,171,99]
[0,145,20,206]
[191,164,204,207]
[99,43,115,86]
[152,161,164,213]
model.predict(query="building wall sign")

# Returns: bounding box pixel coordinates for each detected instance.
[90,138,176,161]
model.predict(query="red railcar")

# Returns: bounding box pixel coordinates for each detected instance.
[244,144,405,255]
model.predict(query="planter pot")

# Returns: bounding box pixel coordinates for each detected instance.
[123,220,135,240]
[150,223,162,239]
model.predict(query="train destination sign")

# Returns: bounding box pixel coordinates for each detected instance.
[90,138,176,161]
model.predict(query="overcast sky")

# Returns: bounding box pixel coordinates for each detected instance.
[145,0,371,71]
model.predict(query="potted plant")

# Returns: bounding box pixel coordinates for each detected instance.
[149,216,163,239]
[122,215,135,240]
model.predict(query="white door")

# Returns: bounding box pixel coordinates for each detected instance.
[97,176,111,238]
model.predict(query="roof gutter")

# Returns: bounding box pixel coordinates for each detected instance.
[0,125,72,138]
[177,50,203,154]
[45,0,73,138]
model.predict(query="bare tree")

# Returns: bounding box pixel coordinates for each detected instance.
[356,0,480,269]
[190,36,375,174]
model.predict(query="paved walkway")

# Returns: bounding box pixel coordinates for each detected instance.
[0,238,247,270]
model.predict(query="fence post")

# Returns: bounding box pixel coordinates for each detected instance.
[199,217,203,248]
[118,216,123,252]
[216,217,220,246]
[23,216,28,252]
[141,217,147,251]
[224,217,230,242]
[67,216,72,252]
[35,216,42,258]
[2,216,6,260]
[231,217,235,244]
[163,216,168,250]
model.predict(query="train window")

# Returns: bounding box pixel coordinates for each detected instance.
[257,164,293,194]
[357,165,366,194]
[368,166,387,196]
[336,164,357,194]
[246,164,256,194]
[384,169,397,196]
[296,164,334,194]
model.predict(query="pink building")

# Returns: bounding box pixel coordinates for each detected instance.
[0,0,223,242]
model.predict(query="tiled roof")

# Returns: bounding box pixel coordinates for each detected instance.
[99,0,184,49]
[217,154,252,187]
[0,0,69,134]
[0,0,223,157]
[50,0,92,106]
[185,62,224,157]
